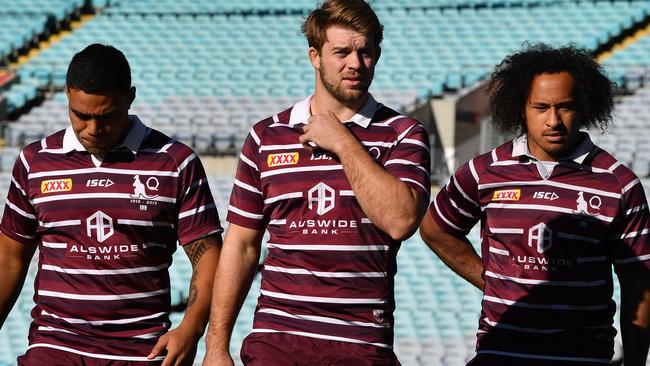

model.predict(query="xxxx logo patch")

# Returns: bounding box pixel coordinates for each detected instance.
[41,179,72,194]
[492,189,521,201]
[267,152,299,167]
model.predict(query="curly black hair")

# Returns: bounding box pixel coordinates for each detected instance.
[486,43,615,135]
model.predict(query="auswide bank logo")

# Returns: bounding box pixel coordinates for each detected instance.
[492,189,521,201]
[41,179,72,194]
[267,152,299,167]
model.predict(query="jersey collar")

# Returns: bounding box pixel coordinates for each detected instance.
[288,93,380,128]
[62,115,148,155]
[511,131,595,165]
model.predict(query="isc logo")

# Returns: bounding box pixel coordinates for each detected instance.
[86,179,115,188]
[533,191,559,201]
[492,189,521,201]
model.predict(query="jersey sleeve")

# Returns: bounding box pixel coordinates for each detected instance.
[176,152,223,246]
[0,149,38,243]
[226,128,267,230]
[384,121,431,198]
[610,177,650,273]
[428,159,481,237]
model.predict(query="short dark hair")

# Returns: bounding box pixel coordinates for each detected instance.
[486,43,615,135]
[66,43,131,93]
[301,0,383,52]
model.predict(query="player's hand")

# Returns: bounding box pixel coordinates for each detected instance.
[148,324,200,366]
[299,110,356,155]
[201,350,235,366]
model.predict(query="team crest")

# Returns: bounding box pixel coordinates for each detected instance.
[492,189,521,201]
[267,152,299,167]
[41,179,72,194]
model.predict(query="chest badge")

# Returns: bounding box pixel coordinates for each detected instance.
[267,152,299,167]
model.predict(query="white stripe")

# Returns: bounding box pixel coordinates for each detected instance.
[265,265,386,278]
[491,149,498,163]
[38,326,77,335]
[272,114,280,123]
[448,197,477,219]
[266,243,388,251]
[140,141,173,154]
[27,344,165,361]
[40,138,48,150]
[402,138,429,151]
[42,242,67,249]
[177,153,196,173]
[485,203,614,223]
[340,190,355,196]
[400,177,428,193]
[20,151,30,172]
[485,271,607,286]
[28,167,178,179]
[452,175,479,207]
[234,178,262,195]
[260,289,386,304]
[178,203,216,219]
[478,180,621,199]
[239,153,259,172]
[250,128,261,145]
[476,350,611,364]
[483,295,608,310]
[576,256,608,264]
[557,232,599,244]
[483,317,562,334]
[269,219,286,225]
[185,177,208,194]
[34,193,176,205]
[622,178,640,194]
[6,200,36,219]
[361,141,394,148]
[614,253,650,264]
[261,165,342,178]
[489,247,509,256]
[38,288,168,300]
[15,232,36,239]
[469,158,479,184]
[40,219,81,228]
[259,143,303,151]
[42,263,169,275]
[491,160,524,166]
[132,331,163,339]
[396,124,415,142]
[385,159,428,175]
[229,205,264,219]
[361,218,373,224]
[433,199,464,232]
[490,228,523,234]
[117,219,175,228]
[264,192,302,205]
[258,308,388,328]
[11,176,27,197]
[621,228,649,239]
[251,328,391,349]
[608,161,622,172]
[591,167,613,174]
[373,115,403,127]
[626,204,648,215]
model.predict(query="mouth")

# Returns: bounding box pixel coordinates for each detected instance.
[343,77,365,88]
[543,132,566,143]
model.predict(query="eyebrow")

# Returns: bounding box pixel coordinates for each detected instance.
[70,108,118,120]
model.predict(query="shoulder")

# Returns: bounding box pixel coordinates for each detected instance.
[373,105,425,135]
[590,147,641,194]
[143,128,199,170]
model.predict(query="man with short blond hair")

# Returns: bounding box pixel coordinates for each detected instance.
[203,1,430,365]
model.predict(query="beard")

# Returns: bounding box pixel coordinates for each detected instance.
[319,67,371,104]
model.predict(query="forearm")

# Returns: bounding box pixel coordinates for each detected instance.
[0,237,35,327]
[619,272,650,365]
[336,140,425,240]
[178,244,220,336]
[420,215,484,290]
[205,232,261,352]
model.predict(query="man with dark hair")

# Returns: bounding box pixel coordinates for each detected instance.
[420,43,650,365]
[202,0,430,365]
[0,43,223,365]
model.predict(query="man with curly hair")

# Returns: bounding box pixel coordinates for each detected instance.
[420,43,650,365]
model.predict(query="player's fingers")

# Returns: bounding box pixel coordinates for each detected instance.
[147,334,168,359]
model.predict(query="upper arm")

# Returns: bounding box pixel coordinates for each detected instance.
[223,223,265,252]
[182,235,222,268]
[618,271,650,329]
[0,232,37,268]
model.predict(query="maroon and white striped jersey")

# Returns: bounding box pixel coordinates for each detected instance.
[430,132,650,364]
[0,116,222,362]
[228,95,431,349]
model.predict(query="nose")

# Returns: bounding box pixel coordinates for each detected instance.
[85,120,102,136]
[547,107,561,128]
[347,52,363,70]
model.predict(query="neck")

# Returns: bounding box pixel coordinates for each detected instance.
[311,85,368,122]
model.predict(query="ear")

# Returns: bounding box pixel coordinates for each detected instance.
[308,46,320,70]
[374,45,381,65]
[127,86,136,108]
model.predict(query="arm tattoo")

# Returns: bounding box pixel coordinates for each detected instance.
[183,237,215,268]
[188,270,198,308]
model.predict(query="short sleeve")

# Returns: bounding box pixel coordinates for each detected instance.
[384,121,431,198]
[0,150,38,243]
[610,178,650,273]
[176,152,223,245]
[428,159,481,236]
[226,129,267,230]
